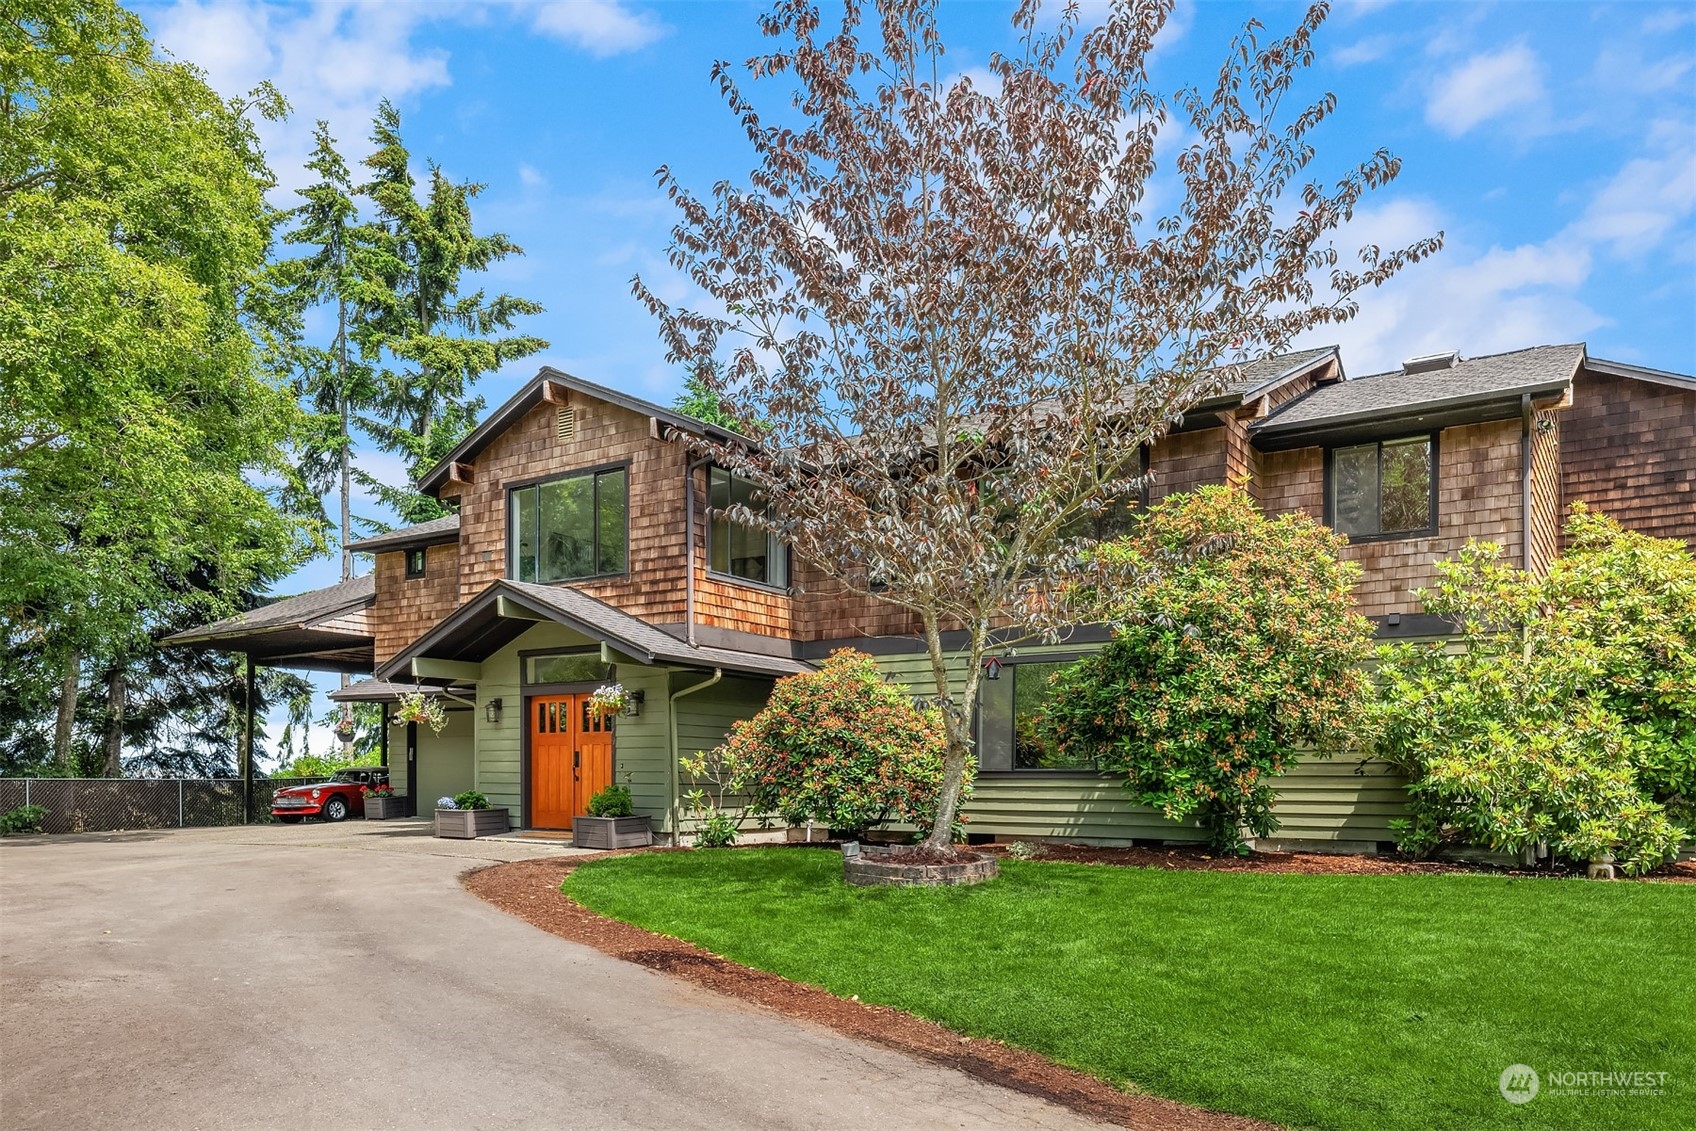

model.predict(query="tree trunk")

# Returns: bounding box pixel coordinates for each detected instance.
[103,667,126,777]
[55,648,80,769]
[919,618,985,854]
[337,294,355,757]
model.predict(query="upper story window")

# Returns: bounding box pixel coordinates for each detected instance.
[708,467,788,588]
[510,467,628,583]
[1329,435,1436,540]
[404,548,427,579]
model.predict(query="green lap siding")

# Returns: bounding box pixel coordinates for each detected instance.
[674,675,777,837]
[870,642,1411,848]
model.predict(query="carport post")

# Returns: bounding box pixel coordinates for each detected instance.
[241,655,256,824]
[178,778,184,827]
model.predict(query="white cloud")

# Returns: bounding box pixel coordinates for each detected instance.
[528,0,666,56]
[148,0,452,194]
[1332,35,1392,68]
[1425,43,1547,136]
[518,162,546,188]
[1567,123,1696,259]
[1294,198,1606,375]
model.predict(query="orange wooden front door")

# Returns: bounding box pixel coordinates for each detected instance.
[529,694,614,829]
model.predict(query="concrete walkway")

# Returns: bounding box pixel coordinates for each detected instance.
[0,821,1106,1131]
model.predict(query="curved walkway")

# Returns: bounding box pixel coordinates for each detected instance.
[0,821,1105,1130]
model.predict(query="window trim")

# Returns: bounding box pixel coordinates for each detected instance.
[404,547,428,580]
[1324,432,1440,543]
[704,465,792,592]
[972,651,1102,775]
[505,462,632,585]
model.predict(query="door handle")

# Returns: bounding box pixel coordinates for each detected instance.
[574,750,580,780]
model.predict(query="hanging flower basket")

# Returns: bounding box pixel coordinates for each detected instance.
[586,683,629,720]
[394,691,448,734]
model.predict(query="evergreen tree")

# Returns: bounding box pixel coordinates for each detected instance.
[354,101,548,523]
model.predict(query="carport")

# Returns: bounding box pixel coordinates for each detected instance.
[161,576,384,820]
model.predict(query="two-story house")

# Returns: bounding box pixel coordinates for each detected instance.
[169,342,1694,850]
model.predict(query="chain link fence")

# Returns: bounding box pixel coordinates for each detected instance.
[0,778,321,834]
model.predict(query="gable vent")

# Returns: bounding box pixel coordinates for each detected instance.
[555,407,577,442]
[1403,351,1460,375]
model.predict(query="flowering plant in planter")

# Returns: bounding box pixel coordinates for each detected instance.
[587,683,629,720]
[361,783,395,799]
[394,692,448,734]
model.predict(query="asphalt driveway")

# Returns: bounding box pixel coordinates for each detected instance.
[0,821,1104,1131]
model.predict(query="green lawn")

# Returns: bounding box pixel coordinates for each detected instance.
[565,849,1695,1131]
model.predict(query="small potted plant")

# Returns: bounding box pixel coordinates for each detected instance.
[434,790,509,839]
[572,783,652,849]
[362,781,404,820]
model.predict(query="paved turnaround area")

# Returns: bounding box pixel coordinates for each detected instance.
[0,821,1105,1131]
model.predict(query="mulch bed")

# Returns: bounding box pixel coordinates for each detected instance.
[464,852,1276,1131]
[991,842,1696,882]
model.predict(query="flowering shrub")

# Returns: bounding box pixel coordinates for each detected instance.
[1373,506,1692,874]
[1042,486,1375,852]
[713,649,961,841]
[436,796,458,810]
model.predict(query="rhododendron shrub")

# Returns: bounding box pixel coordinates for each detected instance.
[714,650,963,841]
[1374,506,1693,874]
[1042,487,1375,852]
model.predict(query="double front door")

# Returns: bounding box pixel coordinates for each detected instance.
[529,693,613,829]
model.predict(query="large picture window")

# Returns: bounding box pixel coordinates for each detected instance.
[977,659,1096,772]
[1329,436,1435,539]
[510,467,628,583]
[708,467,788,587]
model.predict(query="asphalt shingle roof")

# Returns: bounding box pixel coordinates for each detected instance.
[1211,346,1341,401]
[1254,343,1585,434]
[346,513,461,553]
[163,575,376,644]
[503,581,811,678]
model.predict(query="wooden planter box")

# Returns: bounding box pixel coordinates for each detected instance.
[571,814,652,850]
[434,808,510,839]
[364,795,406,820]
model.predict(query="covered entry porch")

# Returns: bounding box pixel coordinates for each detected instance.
[369,579,806,838]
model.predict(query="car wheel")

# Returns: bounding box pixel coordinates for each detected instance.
[321,796,350,822]
[276,815,304,824]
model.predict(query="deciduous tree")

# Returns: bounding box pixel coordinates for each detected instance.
[637,0,1439,851]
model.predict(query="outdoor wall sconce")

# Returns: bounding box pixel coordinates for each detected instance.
[484,697,503,725]
[623,689,646,718]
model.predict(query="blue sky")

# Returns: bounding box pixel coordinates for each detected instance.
[135,0,1695,759]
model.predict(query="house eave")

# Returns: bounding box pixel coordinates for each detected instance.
[1250,380,1572,452]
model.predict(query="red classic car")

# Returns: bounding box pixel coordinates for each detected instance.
[271,767,389,823]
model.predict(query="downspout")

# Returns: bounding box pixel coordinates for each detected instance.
[683,455,713,647]
[1521,393,1533,571]
[668,668,723,846]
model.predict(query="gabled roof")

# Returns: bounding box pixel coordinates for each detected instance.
[162,575,376,673]
[377,578,811,682]
[347,513,461,554]
[1196,346,1342,409]
[327,679,465,704]
[1585,356,1696,393]
[417,367,758,497]
[1251,343,1584,449]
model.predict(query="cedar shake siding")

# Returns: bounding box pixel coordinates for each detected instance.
[373,542,460,665]
[1559,370,1696,548]
[1256,419,1525,619]
[1148,426,1230,502]
[450,396,693,623]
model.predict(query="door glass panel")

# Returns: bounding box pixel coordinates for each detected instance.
[1013,662,1092,769]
